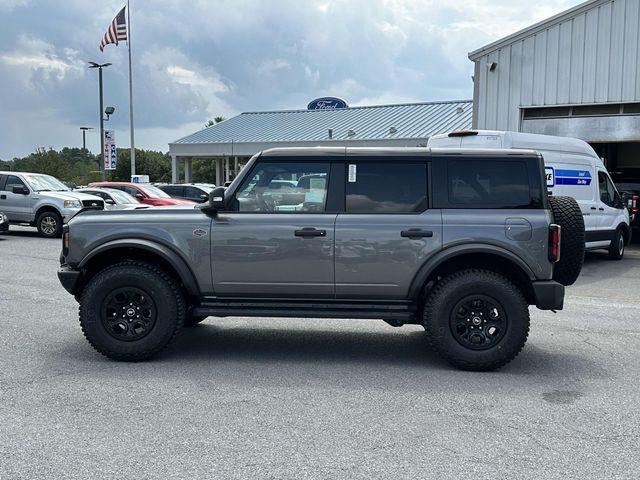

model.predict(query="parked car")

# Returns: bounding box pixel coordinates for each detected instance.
[0,211,8,233]
[0,171,104,238]
[76,187,146,210]
[157,183,216,203]
[610,169,640,230]
[88,182,196,206]
[429,130,631,259]
[58,146,584,371]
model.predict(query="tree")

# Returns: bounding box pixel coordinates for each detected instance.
[112,148,173,183]
[204,116,225,128]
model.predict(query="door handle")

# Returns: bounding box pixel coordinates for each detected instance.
[590,206,597,210]
[599,207,605,211]
[0,195,5,200]
[401,228,433,239]
[294,227,326,238]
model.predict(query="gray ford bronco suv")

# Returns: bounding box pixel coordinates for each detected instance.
[57,147,585,371]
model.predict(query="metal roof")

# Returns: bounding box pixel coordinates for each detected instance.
[169,100,473,157]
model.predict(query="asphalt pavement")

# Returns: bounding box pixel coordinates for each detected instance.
[1,226,639,479]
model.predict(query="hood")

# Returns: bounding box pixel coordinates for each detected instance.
[37,191,104,202]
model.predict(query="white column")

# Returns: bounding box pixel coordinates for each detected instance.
[171,154,178,183]
[234,156,238,178]
[225,157,230,183]
[184,157,192,183]
[215,158,222,186]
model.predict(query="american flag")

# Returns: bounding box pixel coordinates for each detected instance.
[99,6,127,52]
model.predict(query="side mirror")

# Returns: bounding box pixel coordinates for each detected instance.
[199,194,209,201]
[105,198,116,205]
[135,193,144,200]
[208,186,226,212]
[12,185,29,195]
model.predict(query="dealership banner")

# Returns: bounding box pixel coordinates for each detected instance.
[104,130,117,170]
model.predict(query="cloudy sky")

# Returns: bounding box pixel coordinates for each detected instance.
[0,0,579,159]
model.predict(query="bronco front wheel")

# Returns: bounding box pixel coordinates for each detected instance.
[79,261,185,361]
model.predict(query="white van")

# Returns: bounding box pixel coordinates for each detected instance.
[428,130,631,259]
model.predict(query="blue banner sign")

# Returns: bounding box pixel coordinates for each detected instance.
[554,169,592,186]
[307,97,348,110]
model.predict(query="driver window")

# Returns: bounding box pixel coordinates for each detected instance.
[5,175,27,192]
[235,162,329,213]
[598,171,617,208]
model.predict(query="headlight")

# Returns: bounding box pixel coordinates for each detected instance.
[63,200,82,209]
[0,213,6,222]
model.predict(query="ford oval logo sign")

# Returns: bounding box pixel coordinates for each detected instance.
[307,97,348,110]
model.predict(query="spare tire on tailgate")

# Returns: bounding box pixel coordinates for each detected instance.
[548,195,585,286]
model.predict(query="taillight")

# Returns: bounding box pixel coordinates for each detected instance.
[632,195,639,216]
[548,224,561,263]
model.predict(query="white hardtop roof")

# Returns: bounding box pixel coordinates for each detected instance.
[429,130,600,158]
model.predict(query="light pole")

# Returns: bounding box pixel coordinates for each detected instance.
[88,62,111,181]
[80,126,93,184]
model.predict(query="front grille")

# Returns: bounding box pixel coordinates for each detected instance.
[82,199,104,210]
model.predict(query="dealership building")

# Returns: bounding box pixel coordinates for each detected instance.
[470,0,640,180]
[168,100,472,184]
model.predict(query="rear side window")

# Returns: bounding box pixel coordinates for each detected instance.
[447,160,531,208]
[346,161,427,213]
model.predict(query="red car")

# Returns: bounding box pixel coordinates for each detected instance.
[88,182,196,206]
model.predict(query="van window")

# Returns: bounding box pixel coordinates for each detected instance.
[598,171,618,208]
[447,160,531,208]
[345,161,427,213]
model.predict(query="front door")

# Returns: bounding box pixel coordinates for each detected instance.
[595,170,622,245]
[0,175,30,222]
[211,159,336,297]
[335,158,442,299]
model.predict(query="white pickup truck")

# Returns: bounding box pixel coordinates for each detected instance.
[0,171,104,238]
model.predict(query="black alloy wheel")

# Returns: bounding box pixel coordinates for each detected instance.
[449,295,507,350]
[102,287,157,341]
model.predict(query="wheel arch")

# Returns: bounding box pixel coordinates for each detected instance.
[34,204,61,220]
[618,222,632,245]
[77,239,200,297]
[408,244,537,304]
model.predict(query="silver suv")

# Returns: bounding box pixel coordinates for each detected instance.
[0,171,104,237]
[57,147,585,371]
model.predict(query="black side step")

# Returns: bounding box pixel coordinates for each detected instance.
[193,297,419,323]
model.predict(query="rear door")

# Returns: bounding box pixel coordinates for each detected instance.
[334,156,442,299]
[211,158,337,297]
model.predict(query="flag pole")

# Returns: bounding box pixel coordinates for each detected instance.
[127,0,136,178]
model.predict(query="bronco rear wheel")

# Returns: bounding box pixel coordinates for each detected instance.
[79,261,185,361]
[423,269,530,371]
[548,195,585,286]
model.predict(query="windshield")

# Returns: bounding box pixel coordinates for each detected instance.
[109,190,139,204]
[24,174,69,192]
[140,184,171,198]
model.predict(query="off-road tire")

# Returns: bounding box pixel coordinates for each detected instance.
[548,195,585,286]
[184,314,207,327]
[79,261,185,361]
[36,210,62,238]
[423,269,530,371]
[608,228,625,260]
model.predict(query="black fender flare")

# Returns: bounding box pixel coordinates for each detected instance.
[78,238,200,295]
[407,243,537,299]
